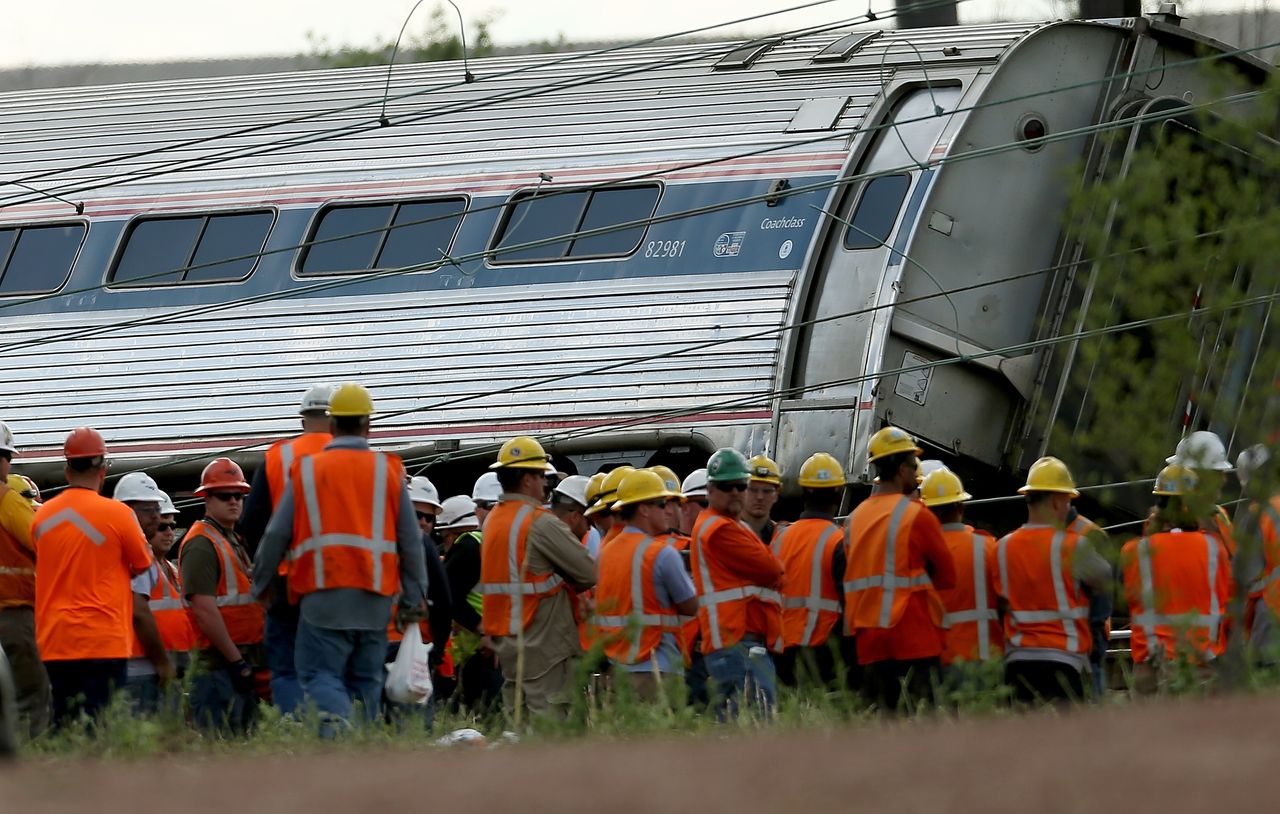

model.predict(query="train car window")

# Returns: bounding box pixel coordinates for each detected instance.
[843,174,911,250]
[375,199,468,270]
[490,184,660,264]
[570,186,661,258]
[111,210,273,286]
[0,223,85,294]
[299,197,466,275]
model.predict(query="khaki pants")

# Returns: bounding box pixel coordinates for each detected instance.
[1132,658,1218,696]
[613,669,681,704]
[0,605,51,740]
[498,654,575,723]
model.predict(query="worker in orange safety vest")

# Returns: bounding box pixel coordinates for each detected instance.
[919,468,1002,668]
[240,383,334,716]
[690,448,783,718]
[251,383,427,738]
[844,427,955,713]
[993,456,1111,705]
[771,452,854,690]
[34,428,153,727]
[1121,464,1231,694]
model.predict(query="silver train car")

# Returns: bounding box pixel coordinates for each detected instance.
[0,11,1269,493]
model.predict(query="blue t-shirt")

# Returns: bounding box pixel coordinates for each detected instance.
[618,532,697,675]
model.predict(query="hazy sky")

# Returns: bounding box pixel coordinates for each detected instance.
[0,1,1264,68]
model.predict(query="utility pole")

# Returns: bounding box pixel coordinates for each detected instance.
[1078,0,1142,17]
[894,0,958,29]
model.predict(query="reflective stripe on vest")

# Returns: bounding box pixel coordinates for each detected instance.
[593,535,683,663]
[0,565,34,576]
[295,452,396,592]
[785,525,843,645]
[476,504,565,632]
[998,530,1083,648]
[1250,504,1280,594]
[201,523,258,609]
[841,497,925,628]
[692,519,723,651]
[1133,533,1224,646]
[941,530,998,659]
[33,508,104,546]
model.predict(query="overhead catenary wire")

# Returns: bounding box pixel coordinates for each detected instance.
[0,0,973,211]
[2,26,1275,321]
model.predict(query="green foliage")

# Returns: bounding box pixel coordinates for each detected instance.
[307,5,498,69]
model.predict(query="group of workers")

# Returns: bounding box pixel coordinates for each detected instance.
[1,380,1278,739]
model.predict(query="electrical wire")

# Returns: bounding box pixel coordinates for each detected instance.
[0,0,972,210]
[2,25,1275,320]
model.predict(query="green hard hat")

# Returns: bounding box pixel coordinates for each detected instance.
[706,448,751,482]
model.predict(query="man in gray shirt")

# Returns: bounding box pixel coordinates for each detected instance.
[251,384,426,737]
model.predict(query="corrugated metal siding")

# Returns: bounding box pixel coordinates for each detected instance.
[0,22,1043,465]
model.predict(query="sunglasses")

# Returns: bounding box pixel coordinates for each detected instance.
[415,511,437,522]
[691,499,709,508]
[644,500,669,509]
[711,482,748,493]
[158,522,177,532]
[209,493,244,503]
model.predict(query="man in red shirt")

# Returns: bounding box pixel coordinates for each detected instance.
[844,427,955,712]
[690,448,784,718]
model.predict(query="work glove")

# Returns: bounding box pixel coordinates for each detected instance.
[394,603,427,633]
[228,659,256,695]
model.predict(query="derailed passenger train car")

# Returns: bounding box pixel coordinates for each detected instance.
[0,11,1270,491]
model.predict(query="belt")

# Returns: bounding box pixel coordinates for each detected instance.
[740,633,765,645]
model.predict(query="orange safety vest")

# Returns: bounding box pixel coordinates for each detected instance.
[994,526,1091,655]
[287,448,403,600]
[1211,507,1236,558]
[938,524,1003,664]
[0,490,35,608]
[771,519,843,649]
[180,520,264,648]
[572,531,600,654]
[1123,531,1230,664]
[132,560,197,657]
[479,500,567,637]
[1252,497,1280,613]
[844,495,938,631]
[655,531,698,658]
[595,528,688,664]
[690,512,782,654]
[266,432,333,507]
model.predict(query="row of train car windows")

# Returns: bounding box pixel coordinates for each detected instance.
[0,183,664,295]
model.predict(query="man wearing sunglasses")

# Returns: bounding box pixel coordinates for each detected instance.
[690,448,784,718]
[596,469,698,702]
[180,458,264,733]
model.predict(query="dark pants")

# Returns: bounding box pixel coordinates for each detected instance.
[44,658,126,727]
[860,658,940,713]
[1004,660,1085,705]
[265,587,304,716]
[684,649,710,707]
[0,606,50,739]
[190,661,258,734]
[775,637,860,690]
[456,651,504,715]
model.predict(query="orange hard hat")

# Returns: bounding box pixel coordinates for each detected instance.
[63,427,107,460]
[195,457,251,496]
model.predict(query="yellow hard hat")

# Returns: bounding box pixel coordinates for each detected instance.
[6,474,39,506]
[867,426,923,462]
[489,435,552,471]
[647,465,684,499]
[583,472,608,512]
[612,469,679,510]
[328,382,375,417]
[1153,463,1198,497]
[798,452,846,489]
[747,454,782,486]
[585,465,633,515]
[920,469,972,507]
[1018,456,1080,497]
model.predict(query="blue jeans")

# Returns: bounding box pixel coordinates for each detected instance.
[704,641,777,719]
[295,621,386,734]
[265,595,304,715]
[190,666,257,734]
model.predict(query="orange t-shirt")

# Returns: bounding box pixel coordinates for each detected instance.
[33,487,153,661]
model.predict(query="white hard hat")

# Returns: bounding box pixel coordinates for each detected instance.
[681,468,708,499]
[916,459,950,483]
[299,384,334,415]
[1236,444,1271,488]
[1167,430,1233,472]
[113,472,165,504]
[472,471,502,504]
[437,495,480,530]
[158,491,179,516]
[408,476,443,510]
[553,474,591,508]
[0,421,17,456]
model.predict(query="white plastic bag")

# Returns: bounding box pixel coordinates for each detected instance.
[385,624,434,705]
